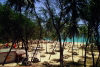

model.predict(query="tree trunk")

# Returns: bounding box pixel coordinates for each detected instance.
[49,42,57,60]
[95,25,100,67]
[96,46,100,67]
[77,37,78,48]
[84,43,88,67]
[2,40,15,66]
[91,44,95,67]
[22,41,24,49]
[72,36,74,62]
[84,24,90,67]
[82,37,84,57]
[46,42,48,53]
[16,40,19,48]
[84,36,89,67]
[31,40,40,61]
[58,32,63,67]
[24,40,28,60]
[63,37,66,48]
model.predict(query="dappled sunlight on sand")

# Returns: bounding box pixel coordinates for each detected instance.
[0,42,99,67]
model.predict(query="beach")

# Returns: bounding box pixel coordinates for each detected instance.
[0,41,99,67]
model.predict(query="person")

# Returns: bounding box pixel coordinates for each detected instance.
[5,43,9,48]
[80,44,81,47]
[13,43,16,48]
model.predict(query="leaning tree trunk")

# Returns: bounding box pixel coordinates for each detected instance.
[49,42,57,60]
[31,7,42,61]
[2,40,15,66]
[31,40,40,61]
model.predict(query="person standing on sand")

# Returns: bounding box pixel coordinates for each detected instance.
[13,43,16,48]
[5,43,9,48]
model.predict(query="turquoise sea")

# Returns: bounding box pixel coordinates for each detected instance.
[45,36,87,43]
[62,37,87,43]
[61,37,87,44]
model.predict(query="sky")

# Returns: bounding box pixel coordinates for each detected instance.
[0,0,84,24]
[0,0,99,33]
[0,0,6,4]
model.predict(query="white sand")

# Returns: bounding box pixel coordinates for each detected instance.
[0,42,99,66]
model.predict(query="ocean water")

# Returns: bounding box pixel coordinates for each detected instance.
[62,37,86,43]
[61,37,87,44]
[45,36,87,43]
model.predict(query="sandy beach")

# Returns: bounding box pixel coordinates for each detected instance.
[0,41,99,67]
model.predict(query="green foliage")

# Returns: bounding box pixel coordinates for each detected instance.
[0,4,38,43]
[78,25,88,38]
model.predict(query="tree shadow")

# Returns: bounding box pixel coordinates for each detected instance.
[52,59,60,62]
[45,52,56,55]
[64,61,84,67]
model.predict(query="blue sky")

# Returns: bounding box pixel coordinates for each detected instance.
[0,0,84,24]
[0,0,6,4]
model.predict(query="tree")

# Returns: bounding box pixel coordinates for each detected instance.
[66,22,79,62]
[79,0,100,66]
[43,0,70,66]
[79,25,88,57]
[0,4,38,65]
